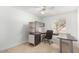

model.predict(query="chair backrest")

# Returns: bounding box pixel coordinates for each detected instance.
[45,30,53,39]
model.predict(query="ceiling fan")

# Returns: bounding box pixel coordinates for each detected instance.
[40,6,54,15]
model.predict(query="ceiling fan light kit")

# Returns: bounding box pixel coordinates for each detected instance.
[40,10,46,14]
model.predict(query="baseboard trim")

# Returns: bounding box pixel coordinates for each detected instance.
[0,40,27,52]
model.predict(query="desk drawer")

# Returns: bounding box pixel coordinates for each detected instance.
[29,35,34,44]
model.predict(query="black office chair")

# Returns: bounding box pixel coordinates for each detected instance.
[43,30,53,45]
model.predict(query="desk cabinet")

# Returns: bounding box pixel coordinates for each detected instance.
[29,34,41,46]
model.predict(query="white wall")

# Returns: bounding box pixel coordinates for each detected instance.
[77,8,79,47]
[0,7,39,51]
[42,11,77,45]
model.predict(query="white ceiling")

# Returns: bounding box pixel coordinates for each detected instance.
[12,6,79,17]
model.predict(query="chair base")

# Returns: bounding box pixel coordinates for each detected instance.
[43,39,53,45]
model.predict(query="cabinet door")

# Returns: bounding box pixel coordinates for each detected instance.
[35,34,41,45]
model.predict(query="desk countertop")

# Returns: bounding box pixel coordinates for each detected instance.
[57,33,77,41]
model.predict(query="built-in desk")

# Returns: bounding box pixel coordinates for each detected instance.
[57,34,77,53]
[29,32,59,46]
